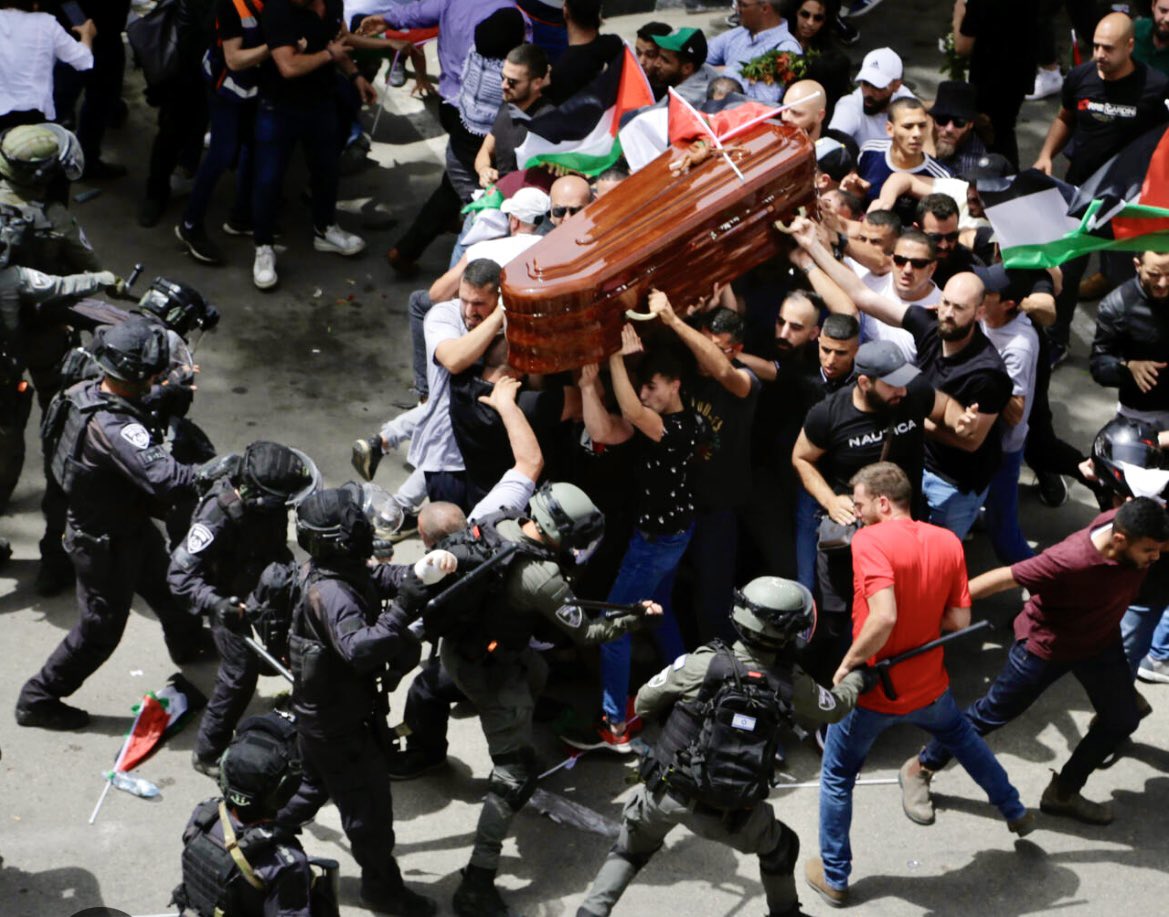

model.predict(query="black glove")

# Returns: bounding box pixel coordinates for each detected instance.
[213,597,247,633]
[394,570,431,618]
[853,664,880,694]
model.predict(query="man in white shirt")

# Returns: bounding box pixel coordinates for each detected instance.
[849,230,942,362]
[827,47,915,147]
[706,0,802,104]
[0,5,94,124]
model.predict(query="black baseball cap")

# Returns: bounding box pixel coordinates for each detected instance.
[855,340,920,387]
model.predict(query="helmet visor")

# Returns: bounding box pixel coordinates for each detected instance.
[1112,440,1160,469]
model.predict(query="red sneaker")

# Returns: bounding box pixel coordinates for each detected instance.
[562,716,642,754]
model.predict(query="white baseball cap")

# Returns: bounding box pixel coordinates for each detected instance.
[855,47,903,89]
[500,187,552,225]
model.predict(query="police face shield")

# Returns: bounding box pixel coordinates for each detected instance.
[45,124,84,181]
[240,444,321,511]
[361,481,405,559]
[733,588,817,651]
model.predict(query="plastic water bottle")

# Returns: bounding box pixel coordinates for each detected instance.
[105,770,160,798]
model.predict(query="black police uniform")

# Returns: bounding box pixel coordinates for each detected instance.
[278,557,424,904]
[176,797,313,917]
[169,477,295,763]
[18,377,204,713]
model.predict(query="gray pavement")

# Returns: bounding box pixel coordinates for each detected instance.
[2,3,1169,915]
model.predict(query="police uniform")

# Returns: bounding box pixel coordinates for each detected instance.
[169,477,295,763]
[17,377,204,715]
[440,516,643,887]
[578,641,866,917]
[0,177,103,275]
[176,797,313,917]
[279,557,425,906]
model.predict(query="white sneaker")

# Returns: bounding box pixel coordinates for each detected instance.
[313,224,366,256]
[1025,67,1063,101]
[253,244,277,289]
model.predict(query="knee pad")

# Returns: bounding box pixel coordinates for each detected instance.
[488,748,537,811]
[760,822,799,876]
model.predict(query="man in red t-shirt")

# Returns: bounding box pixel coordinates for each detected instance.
[903,496,1169,829]
[806,462,1031,910]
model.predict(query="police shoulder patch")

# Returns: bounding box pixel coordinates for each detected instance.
[119,422,151,449]
[817,685,836,711]
[186,523,215,554]
[555,603,582,629]
[647,666,670,688]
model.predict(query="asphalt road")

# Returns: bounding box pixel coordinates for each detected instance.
[2,3,1168,916]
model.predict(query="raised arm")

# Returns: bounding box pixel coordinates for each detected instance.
[649,290,753,398]
[434,306,504,375]
[478,375,543,483]
[609,327,666,441]
[578,363,634,445]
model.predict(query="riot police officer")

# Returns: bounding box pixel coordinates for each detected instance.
[15,316,207,731]
[173,713,328,917]
[577,577,871,917]
[277,483,436,917]
[169,441,317,777]
[424,482,660,917]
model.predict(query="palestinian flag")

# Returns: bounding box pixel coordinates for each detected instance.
[983,129,1169,269]
[515,45,653,176]
[619,90,783,172]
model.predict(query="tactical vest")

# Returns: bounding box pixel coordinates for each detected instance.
[428,513,552,654]
[288,563,383,734]
[650,644,794,810]
[203,0,267,100]
[172,798,272,917]
[42,380,113,495]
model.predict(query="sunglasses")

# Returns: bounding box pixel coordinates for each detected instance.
[798,9,826,20]
[933,115,969,128]
[925,230,960,244]
[892,254,935,269]
[552,204,583,218]
[502,76,527,88]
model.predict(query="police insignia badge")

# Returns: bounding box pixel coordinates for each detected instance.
[186,523,215,554]
[120,423,151,449]
[555,603,583,628]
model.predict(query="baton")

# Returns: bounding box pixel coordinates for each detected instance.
[423,541,519,616]
[244,635,294,684]
[568,599,649,619]
[872,620,992,701]
[126,262,144,291]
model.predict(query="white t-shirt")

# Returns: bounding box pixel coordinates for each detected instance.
[981,311,1039,453]
[465,231,542,270]
[408,299,468,473]
[827,85,917,148]
[0,10,93,119]
[860,271,940,364]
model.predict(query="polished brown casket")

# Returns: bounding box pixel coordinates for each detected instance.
[502,121,817,373]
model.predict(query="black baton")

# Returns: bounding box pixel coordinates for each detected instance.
[872,619,993,700]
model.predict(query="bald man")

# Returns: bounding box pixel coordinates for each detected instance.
[1034,11,1169,350]
[540,174,592,234]
[780,79,828,140]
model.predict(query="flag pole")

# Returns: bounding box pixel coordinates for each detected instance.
[88,695,146,825]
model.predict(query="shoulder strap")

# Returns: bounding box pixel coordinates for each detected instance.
[217,800,266,891]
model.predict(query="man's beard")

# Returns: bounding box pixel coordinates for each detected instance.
[935,136,958,159]
[863,387,898,411]
[861,94,889,116]
[937,317,972,342]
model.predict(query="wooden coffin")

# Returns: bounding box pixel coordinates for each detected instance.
[501,121,817,374]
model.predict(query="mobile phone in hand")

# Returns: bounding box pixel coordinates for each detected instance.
[61,1,87,27]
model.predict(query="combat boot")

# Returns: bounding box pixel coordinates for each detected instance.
[360,880,437,916]
[898,754,935,824]
[15,698,89,730]
[453,865,511,917]
[1039,773,1113,825]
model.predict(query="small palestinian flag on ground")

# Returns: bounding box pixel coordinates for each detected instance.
[515,45,654,176]
[984,125,1169,269]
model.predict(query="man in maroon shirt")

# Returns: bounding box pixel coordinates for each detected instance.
[900,497,1169,826]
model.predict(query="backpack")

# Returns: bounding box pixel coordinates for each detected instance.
[662,645,791,810]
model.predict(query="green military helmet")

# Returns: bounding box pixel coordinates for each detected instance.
[528,481,605,565]
[0,123,85,186]
[731,576,817,653]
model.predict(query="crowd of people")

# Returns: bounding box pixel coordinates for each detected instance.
[5,0,1169,915]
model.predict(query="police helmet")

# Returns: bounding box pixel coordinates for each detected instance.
[91,316,170,382]
[238,441,319,511]
[296,482,375,560]
[731,577,817,653]
[136,278,220,339]
[529,481,605,564]
[1092,417,1169,500]
[218,713,302,818]
[361,482,404,560]
[0,123,85,185]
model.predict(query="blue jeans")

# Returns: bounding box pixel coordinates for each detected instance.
[795,486,819,593]
[252,98,340,245]
[1120,604,1169,676]
[819,690,1025,890]
[600,526,692,722]
[983,449,1035,565]
[408,290,433,395]
[919,640,1141,794]
[922,469,988,540]
[183,91,255,230]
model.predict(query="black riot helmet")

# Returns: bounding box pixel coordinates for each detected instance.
[136,278,220,339]
[91,316,170,383]
[218,713,302,820]
[1092,417,1169,500]
[238,441,318,511]
[731,577,817,653]
[296,482,375,560]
